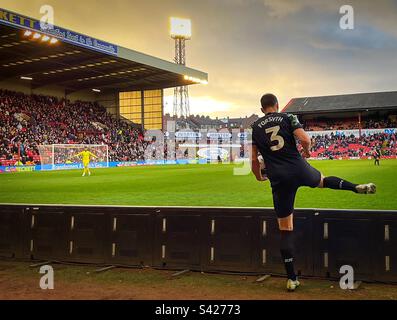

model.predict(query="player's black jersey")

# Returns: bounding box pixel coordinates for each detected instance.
[251,112,306,184]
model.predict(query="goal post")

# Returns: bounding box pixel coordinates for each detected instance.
[37,144,109,170]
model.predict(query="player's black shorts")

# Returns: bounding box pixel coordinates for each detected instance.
[271,162,321,218]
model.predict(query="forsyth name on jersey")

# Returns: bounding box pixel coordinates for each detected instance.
[256,115,284,128]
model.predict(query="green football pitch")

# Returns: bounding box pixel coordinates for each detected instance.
[0,159,396,210]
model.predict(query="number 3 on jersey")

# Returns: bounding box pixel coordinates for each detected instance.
[265,125,285,151]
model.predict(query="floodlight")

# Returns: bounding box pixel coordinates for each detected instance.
[170,17,191,39]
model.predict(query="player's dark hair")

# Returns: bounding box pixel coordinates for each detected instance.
[260,93,278,109]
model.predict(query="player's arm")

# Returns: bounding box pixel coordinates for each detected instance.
[89,152,98,159]
[288,114,311,158]
[294,128,311,158]
[251,144,267,181]
[74,151,83,158]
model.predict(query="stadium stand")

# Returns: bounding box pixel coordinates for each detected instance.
[0,89,149,166]
[283,91,397,159]
[310,132,396,159]
[2,88,397,166]
[284,91,397,113]
[303,118,397,131]
[284,91,397,130]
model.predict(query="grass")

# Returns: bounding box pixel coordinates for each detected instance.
[0,159,396,210]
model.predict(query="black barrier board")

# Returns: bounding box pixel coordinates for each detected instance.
[0,205,22,258]
[0,205,396,283]
[108,211,153,266]
[203,214,253,272]
[313,210,376,280]
[24,207,67,261]
[153,210,201,269]
[64,208,107,264]
[375,214,397,282]
[253,210,314,277]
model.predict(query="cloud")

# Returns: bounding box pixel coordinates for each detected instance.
[1,0,397,118]
[262,0,312,17]
[164,93,240,117]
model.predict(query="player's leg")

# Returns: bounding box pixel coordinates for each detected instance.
[82,162,88,176]
[317,174,376,194]
[304,163,376,194]
[299,161,376,194]
[272,186,300,291]
[279,216,299,292]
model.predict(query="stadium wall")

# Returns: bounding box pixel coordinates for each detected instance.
[0,204,396,283]
[96,91,118,115]
[0,78,31,95]
[0,159,209,173]
[3,157,396,173]
[0,79,70,98]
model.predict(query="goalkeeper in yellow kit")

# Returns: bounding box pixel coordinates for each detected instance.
[73,148,98,176]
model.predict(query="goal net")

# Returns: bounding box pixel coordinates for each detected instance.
[37,144,109,170]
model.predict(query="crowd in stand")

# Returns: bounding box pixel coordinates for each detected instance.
[1,89,397,166]
[0,89,150,166]
[310,132,396,158]
[364,119,397,129]
[304,118,397,131]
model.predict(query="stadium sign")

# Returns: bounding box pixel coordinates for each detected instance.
[3,165,36,173]
[0,8,118,56]
[307,128,397,138]
[172,131,243,140]
[207,132,232,139]
[174,131,202,139]
[197,147,229,160]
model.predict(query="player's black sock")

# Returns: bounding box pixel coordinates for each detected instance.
[323,176,358,193]
[280,231,297,281]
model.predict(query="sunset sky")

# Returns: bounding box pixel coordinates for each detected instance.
[2,0,397,118]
